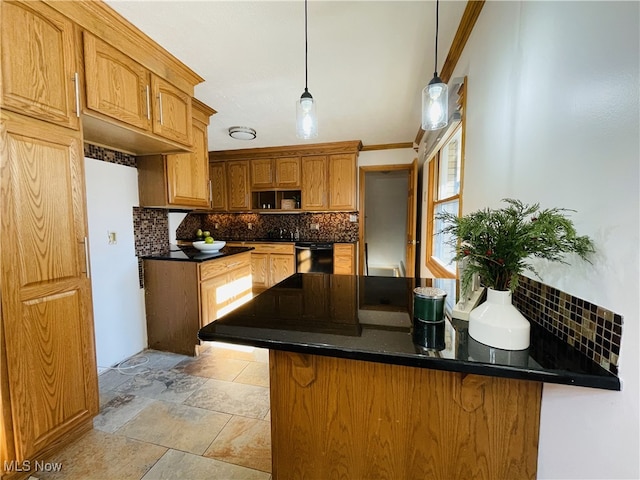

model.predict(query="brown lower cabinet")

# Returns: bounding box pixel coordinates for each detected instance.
[143,251,252,356]
[227,243,295,293]
[269,350,542,480]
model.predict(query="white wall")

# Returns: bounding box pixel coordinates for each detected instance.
[85,159,147,370]
[358,148,415,167]
[364,171,408,271]
[434,2,639,478]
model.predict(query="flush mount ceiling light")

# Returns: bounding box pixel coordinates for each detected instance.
[296,0,318,139]
[422,0,448,131]
[228,126,256,140]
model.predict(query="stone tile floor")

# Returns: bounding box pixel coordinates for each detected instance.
[31,342,272,480]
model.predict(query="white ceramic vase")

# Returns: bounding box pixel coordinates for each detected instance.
[468,288,530,350]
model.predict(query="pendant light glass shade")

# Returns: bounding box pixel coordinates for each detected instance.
[422,0,448,131]
[296,88,318,139]
[422,74,448,131]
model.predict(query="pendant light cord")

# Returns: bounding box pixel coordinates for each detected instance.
[304,0,309,92]
[434,0,439,77]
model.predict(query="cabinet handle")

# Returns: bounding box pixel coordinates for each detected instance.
[145,85,151,120]
[83,237,91,279]
[209,180,213,204]
[73,72,80,117]
[226,262,241,268]
[158,92,164,125]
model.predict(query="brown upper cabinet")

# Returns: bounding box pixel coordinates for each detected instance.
[210,141,361,213]
[137,98,215,209]
[250,158,276,189]
[209,160,228,211]
[301,155,328,210]
[276,157,302,188]
[250,157,302,190]
[227,160,251,211]
[328,153,357,211]
[1,1,81,130]
[83,33,193,151]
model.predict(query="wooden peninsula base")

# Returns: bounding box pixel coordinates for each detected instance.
[269,350,542,480]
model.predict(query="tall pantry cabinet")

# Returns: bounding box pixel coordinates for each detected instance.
[0,0,98,475]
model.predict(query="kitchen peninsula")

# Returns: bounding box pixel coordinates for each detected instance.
[199,274,619,480]
[144,245,253,356]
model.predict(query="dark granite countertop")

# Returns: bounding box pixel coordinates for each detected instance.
[143,245,254,263]
[198,273,620,391]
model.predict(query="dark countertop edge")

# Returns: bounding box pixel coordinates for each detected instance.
[199,332,621,391]
[142,246,254,263]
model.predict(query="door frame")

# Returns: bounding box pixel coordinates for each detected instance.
[358,161,418,276]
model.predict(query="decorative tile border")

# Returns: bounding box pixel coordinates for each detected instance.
[133,207,169,287]
[176,212,359,243]
[84,143,137,168]
[513,276,622,375]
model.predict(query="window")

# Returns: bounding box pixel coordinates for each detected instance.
[426,124,464,279]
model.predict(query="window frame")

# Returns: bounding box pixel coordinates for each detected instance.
[425,83,466,279]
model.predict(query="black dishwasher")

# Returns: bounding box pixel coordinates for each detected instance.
[295,242,334,273]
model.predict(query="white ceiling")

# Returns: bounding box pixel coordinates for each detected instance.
[104,1,467,152]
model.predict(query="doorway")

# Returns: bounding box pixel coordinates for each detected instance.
[359,161,417,277]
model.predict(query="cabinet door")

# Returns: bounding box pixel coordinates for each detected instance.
[200,273,229,327]
[301,155,327,210]
[165,117,209,207]
[270,254,295,286]
[83,32,151,131]
[227,160,250,210]
[333,243,356,275]
[328,154,357,211]
[251,159,274,189]
[0,112,98,461]
[1,1,79,129]
[209,161,227,211]
[275,157,301,188]
[251,253,269,290]
[151,75,192,146]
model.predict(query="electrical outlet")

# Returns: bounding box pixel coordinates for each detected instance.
[349,214,358,222]
[107,231,117,245]
[247,223,253,230]
[310,223,320,231]
[214,223,219,230]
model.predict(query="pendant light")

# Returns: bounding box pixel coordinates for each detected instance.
[422,0,448,131]
[296,0,318,139]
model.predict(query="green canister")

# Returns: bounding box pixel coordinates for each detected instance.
[413,287,447,322]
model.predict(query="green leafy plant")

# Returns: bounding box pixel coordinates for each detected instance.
[437,198,595,293]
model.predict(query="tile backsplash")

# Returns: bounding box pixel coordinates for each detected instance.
[132,207,168,287]
[514,276,622,375]
[84,143,136,168]
[176,212,359,243]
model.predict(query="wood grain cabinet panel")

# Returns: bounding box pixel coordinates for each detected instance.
[227,160,251,211]
[301,156,328,210]
[151,76,192,147]
[275,157,301,188]
[1,0,80,129]
[144,252,252,356]
[137,99,214,209]
[83,32,151,131]
[328,153,357,211]
[333,243,356,275]
[250,159,275,189]
[270,254,296,286]
[0,111,98,465]
[209,161,228,211]
[228,243,295,292]
[270,351,541,480]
